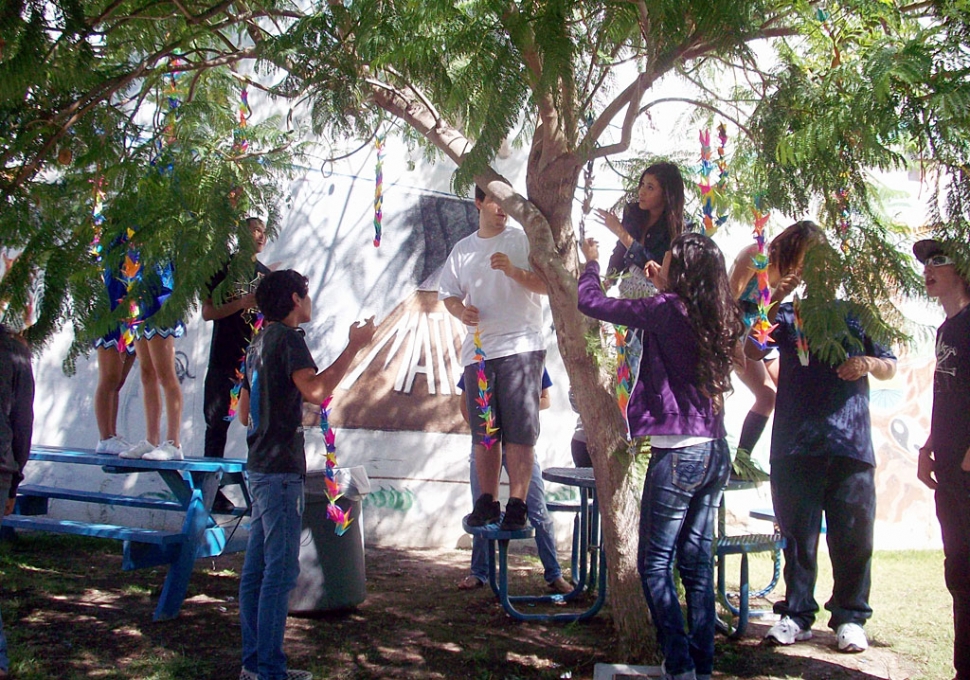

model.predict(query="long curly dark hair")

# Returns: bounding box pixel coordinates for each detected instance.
[638,162,686,244]
[665,233,745,413]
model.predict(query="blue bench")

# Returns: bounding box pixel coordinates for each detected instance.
[1,446,251,620]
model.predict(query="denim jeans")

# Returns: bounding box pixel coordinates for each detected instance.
[638,440,730,679]
[770,455,875,631]
[239,472,304,680]
[468,444,562,583]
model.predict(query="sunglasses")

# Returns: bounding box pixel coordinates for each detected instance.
[925,254,954,267]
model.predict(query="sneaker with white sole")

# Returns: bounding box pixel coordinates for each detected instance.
[284,670,313,680]
[95,436,130,455]
[836,622,868,653]
[764,616,812,645]
[119,439,156,459]
[142,441,183,461]
[238,669,258,680]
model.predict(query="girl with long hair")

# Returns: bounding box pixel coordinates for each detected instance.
[578,232,744,680]
[595,161,687,298]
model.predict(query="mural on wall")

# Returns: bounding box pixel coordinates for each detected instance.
[870,350,939,543]
[331,194,478,433]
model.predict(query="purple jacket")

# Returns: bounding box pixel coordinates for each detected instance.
[577,261,725,439]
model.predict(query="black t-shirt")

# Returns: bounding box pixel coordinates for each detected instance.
[206,257,271,371]
[244,322,317,474]
[932,303,970,473]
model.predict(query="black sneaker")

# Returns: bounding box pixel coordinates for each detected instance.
[467,493,501,527]
[500,497,528,531]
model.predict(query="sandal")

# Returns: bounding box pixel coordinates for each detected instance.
[457,576,485,591]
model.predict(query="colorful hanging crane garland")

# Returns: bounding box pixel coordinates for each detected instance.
[473,329,499,450]
[578,157,594,243]
[225,86,263,420]
[319,395,354,536]
[792,295,810,366]
[613,325,631,414]
[372,133,385,247]
[747,201,777,351]
[232,87,251,155]
[698,124,730,236]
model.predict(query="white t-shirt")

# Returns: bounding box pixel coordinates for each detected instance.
[438,227,545,366]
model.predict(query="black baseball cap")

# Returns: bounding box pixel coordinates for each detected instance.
[913,239,947,264]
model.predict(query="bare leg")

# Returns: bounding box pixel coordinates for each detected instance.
[134,339,161,446]
[474,441,502,499]
[95,349,126,440]
[504,442,534,501]
[144,335,182,447]
[736,355,776,417]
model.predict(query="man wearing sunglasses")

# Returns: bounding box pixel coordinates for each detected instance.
[914,238,970,680]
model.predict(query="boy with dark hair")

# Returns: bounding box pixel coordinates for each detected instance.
[236,269,376,680]
[0,325,34,679]
[914,239,970,680]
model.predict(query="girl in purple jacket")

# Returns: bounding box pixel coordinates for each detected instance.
[578,232,744,680]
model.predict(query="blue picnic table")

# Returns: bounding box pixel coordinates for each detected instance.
[1,445,251,621]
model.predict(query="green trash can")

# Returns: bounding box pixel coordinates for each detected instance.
[289,466,370,614]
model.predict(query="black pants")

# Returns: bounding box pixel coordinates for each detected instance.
[770,455,875,631]
[203,365,235,459]
[936,469,970,680]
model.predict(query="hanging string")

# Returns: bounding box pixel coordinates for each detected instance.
[747,199,777,351]
[319,395,354,536]
[473,328,499,450]
[578,158,594,243]
[373,133,385,247]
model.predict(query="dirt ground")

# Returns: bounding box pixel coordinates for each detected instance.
[1,536,919,679]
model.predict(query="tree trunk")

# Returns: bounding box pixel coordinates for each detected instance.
[518,154,660,663]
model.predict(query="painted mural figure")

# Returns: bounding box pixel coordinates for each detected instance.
[455,368,572,594]
[578,232,742,680]
[747,226,897,653]
[439,185,548,532]
[201,217,270,513]
[913,238,970,680]
[0,324,34,679]
[727,221,826,477]
[235,270,376,680]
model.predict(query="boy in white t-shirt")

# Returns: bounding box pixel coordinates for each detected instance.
[438,184,547,531]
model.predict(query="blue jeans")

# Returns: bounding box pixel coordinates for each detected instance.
[468,445,562,583]
[239,472,304,680]
[638,440,731,679]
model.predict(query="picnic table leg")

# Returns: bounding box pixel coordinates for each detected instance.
[152,479,213,621]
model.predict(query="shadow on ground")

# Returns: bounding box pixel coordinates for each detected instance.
[0,535,916,679]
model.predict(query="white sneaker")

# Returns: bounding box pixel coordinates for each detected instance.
[284,671,313,680]
[238,669,258,680]
[836,622,868,653]
[142,441,183,461]
[95,436,130,455]
[764,616,812,645]
[119,439,156,459]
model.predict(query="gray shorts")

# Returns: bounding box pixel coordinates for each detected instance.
[463,350,545,447]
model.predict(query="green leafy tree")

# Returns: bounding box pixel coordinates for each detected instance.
[3,0,970,660]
